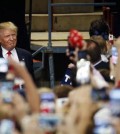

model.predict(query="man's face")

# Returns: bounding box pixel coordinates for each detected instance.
[0,29,17,50]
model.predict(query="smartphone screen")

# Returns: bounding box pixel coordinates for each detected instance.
[40,92,56,113]
[76,59,90,84]
[0,58,8,73]
[40,92,55,101]
[0,80,14,103]
[0,119,15,134]
[111,46,118,64]
[39,92,60,132]
[109,88,120,117]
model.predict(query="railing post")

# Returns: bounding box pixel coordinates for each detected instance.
[28,0,32,44]
[48,0,55,88]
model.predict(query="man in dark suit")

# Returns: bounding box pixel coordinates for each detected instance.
[0,21,34,80]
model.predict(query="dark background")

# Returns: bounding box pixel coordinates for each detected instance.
[0,0,30,51]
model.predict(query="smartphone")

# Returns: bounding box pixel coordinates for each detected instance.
[91,88,109,101]
[40,92,56,113]
[39,92,60,132]
[0,119,15,134]
[0,80,14,103]
[111,46,118,64]
[109,88,120,117]
[0,58,8,73]
[76,59,90,84]
[38,113,60,132]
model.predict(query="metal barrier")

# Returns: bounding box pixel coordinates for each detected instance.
[50,2,116,7]
[32,46,46,76]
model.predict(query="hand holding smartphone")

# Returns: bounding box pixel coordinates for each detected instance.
[0,58,14,103]
[0,58,8,80]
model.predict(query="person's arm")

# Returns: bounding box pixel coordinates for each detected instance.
[70,85,98,133]
[59,85,99,134]
[8,58,40,113]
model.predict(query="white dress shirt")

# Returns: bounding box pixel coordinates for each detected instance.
[1,47,19,62]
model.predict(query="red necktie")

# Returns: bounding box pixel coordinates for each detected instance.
[7,51,12,57]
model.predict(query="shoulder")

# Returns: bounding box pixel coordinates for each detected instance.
[15,48,32,55]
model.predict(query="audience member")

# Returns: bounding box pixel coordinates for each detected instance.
[87,39,109,70]
[53,85,73,98]
[62,37,111,85]
[89,18,110,40]
[62,20,113,86]
[89,18,113,58]
[90,35,107,55]
[0,21,34,80]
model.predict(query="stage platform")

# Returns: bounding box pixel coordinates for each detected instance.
[30,31,90,53]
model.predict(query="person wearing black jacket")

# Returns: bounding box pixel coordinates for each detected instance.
[0,21,34,80]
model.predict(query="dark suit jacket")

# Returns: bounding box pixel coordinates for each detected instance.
[0,46,34,80]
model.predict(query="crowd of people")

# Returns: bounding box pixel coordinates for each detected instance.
[0,18,120,134]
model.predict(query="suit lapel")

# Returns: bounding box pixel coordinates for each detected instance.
[15,48,25,62]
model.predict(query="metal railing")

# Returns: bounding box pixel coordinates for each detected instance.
[47,1,116,88]
[28,1,116,88]
[27,0,33,45]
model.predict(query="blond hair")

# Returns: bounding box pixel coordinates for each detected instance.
[0,21,18,33]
